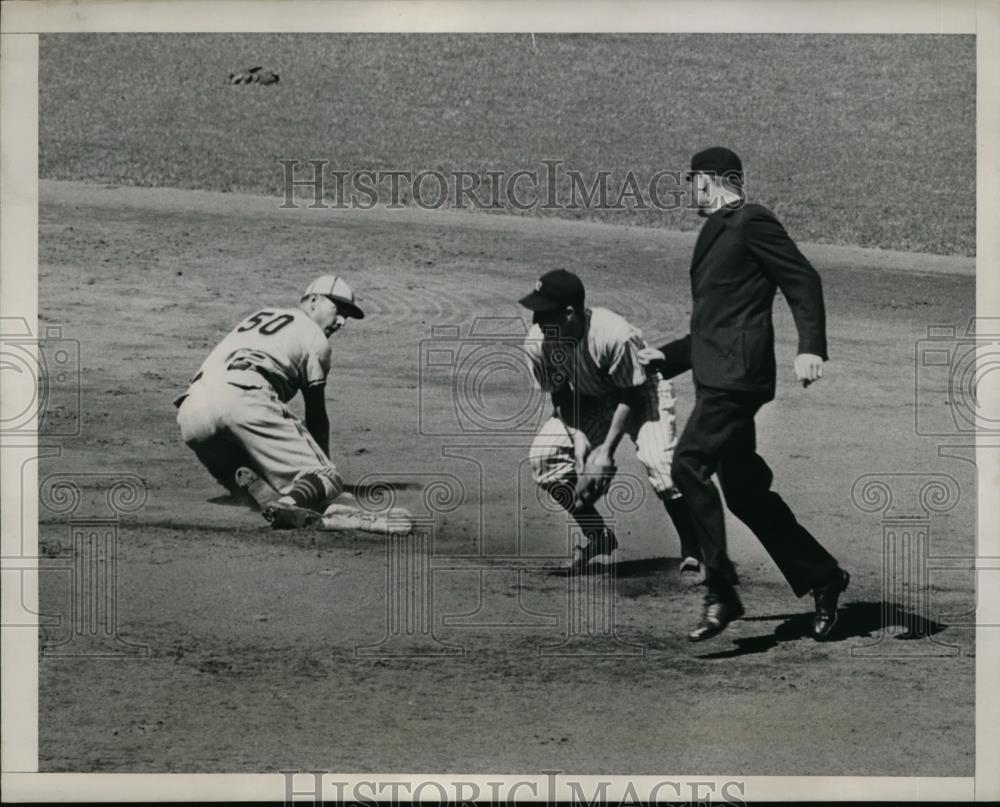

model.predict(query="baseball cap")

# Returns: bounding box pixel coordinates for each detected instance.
[518,269,585,312]
[301,275,365,319]
[687,146,744,184]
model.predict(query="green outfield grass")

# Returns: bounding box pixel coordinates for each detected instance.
[39,33,974,255]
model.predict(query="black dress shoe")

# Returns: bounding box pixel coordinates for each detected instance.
[688,589,745,642]
[812,568,850,640]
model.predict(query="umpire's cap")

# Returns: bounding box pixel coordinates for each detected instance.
[687,146,744,186]
[302,275,365,319]
[519,269,585,312]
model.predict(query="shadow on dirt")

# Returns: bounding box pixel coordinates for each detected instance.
[612,557,676,577]
[555,558,695,600]
[547,557,676,581]
[206,493,250,508]
[695,601,950,659]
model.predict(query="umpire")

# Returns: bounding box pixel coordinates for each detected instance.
[651,147,849,642]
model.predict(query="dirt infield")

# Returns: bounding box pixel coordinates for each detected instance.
[37,181,975,774]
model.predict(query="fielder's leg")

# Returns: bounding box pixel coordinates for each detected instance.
[529,416,618,571]
[632,374,703,580]
[233,467,280,510]
[176,382,255,502]
[663,495,704,584]
[222,387,343,529]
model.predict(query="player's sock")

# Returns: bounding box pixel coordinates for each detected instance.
[545,481,610,547]
[572,502,608,544]
[662,495,702,561]
[284,473,328,512]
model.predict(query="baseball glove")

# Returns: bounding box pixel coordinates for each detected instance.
[573,450,616,509]
[228,66,279,85]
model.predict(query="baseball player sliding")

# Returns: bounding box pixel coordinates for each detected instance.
[520,270,702,575]
[175,275,406,532]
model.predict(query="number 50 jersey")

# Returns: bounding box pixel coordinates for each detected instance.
[186,307,332,403]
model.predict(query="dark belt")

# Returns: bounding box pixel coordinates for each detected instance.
[224,363,271,393]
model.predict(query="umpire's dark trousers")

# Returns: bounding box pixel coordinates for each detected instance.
[671,386,839,597]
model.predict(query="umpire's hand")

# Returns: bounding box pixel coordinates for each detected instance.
[795,353,824,387]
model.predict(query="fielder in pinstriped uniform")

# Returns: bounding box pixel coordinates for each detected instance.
[175,275,364,529]
[520,270,702,574]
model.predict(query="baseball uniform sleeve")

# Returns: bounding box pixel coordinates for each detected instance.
[745,206,828,360]
[607,334,647,389]
[303,333,332,389]
[523,329,550,392]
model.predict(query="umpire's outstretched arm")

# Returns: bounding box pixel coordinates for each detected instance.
[653,334,692,380]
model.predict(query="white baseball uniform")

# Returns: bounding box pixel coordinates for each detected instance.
[524,306,680,497]
[175,306,343,502]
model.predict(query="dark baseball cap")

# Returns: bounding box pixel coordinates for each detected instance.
[687,147,743,183]
[518,269,585,312]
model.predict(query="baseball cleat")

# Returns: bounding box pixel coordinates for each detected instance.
[319,503,413,536]
[561,528,618,574]
[262,500,322,530]
[688,588,745,642]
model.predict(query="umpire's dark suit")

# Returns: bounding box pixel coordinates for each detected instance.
[658,201,840,596]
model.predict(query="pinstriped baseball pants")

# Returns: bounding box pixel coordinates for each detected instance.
[529,373,682,498]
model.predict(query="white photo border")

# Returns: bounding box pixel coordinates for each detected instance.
[1,0,996,802]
